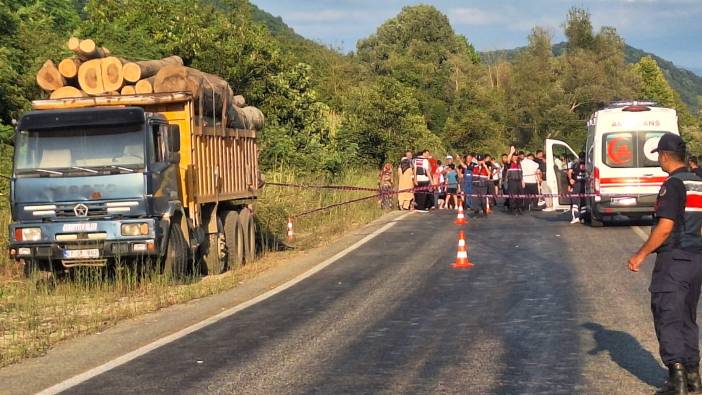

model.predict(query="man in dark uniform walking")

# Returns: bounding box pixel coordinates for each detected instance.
[628,133,702,395]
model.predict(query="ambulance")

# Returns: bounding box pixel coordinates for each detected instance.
[545,101,679,226]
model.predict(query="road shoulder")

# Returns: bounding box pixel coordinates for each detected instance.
[0,210,410,395]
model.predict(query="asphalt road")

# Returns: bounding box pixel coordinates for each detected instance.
[61,209,668,394]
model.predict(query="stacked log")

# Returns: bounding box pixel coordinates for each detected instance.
[36,60,65,92]
[123,56,183,83]
[35,37,264,131]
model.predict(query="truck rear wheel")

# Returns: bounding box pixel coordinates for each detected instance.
[224,211,244,269]
[239,208,256,264]
[163,222,189,279]
[203,218,226,275]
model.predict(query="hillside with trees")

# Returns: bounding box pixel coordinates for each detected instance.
[1,1,701,176]
[483,43,702,115]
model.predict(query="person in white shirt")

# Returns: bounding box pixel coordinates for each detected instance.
[520,153,542,211]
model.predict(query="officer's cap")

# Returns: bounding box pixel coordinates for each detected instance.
[652,133,686,154]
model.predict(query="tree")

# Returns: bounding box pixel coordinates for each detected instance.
[564,7,595,51]
[355,5,480,133]
[338,77,442,167]
[633,56,676,107]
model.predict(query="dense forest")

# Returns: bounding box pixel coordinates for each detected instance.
[1,0,701,177]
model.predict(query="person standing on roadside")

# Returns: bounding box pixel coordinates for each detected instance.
[472,154,491,216]
[506,146,524,215]
[398,155,415,210]
[413,149,433,212]
[568,152,587,224]
[432,159,445,210]
[460,153,475,210]
[628,133,702,395]
[535,150,553,211]
[378,163,394,209]
[521,153,541,211]
[444,164,459,210]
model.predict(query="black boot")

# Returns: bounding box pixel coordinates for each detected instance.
[687,365,702,394]
[657,363,688,395]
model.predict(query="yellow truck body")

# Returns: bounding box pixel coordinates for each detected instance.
[31,92,260,227]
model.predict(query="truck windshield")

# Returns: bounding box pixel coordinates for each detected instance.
[602,131,667,168]
[14,125,145,174]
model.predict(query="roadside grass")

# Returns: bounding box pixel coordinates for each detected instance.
[0,169,386,368]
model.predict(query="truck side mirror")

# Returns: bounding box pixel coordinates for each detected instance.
[168,125,180,152]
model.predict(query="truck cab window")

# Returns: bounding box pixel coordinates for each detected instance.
[152,123,167,162]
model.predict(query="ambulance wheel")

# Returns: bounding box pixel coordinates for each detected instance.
[588,212,604,227]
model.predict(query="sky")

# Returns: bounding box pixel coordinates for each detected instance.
[250,0,702,75]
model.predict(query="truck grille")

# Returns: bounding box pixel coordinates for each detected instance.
[55,202,108,218]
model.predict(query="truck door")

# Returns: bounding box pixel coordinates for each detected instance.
[545,139,578,210]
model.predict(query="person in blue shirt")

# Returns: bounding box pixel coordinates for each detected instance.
[444,164,459,210]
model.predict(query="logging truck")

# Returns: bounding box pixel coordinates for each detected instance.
[7,92,262,277]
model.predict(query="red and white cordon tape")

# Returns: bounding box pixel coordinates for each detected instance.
[267,182,658,241]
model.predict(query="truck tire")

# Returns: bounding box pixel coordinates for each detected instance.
[203,218,226,275]
[21,258,38,278]
[239,208,256,264]
[224,211,244,269]
[163,222,189,279]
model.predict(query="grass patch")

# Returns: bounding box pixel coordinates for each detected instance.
[0,169,386,367]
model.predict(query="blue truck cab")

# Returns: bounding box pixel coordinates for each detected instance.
[8,106,184,273]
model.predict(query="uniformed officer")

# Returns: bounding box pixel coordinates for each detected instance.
[628,133,702,395]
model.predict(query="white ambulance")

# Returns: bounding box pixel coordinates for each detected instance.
[545,101,679,226]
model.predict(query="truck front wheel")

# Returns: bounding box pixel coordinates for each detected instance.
[163,222,189,279]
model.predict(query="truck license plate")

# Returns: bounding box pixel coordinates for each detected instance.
[64,249,100,259]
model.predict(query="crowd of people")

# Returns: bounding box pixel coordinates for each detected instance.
[377,147,602,225]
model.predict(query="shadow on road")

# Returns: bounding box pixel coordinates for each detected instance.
[582,322,664,387]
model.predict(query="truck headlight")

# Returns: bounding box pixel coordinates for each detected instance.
[121,223,149,236]
[15,228,41,241]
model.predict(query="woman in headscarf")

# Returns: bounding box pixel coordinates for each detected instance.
[397,157,415,210]
[379,163,394,209]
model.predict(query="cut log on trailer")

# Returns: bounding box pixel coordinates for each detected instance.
[135,77,156,94]
[229,106,265,131]
[58,58,81,80]
[101,57,124,92]
[78,58,104,95]
[67,37,80,53]
[233,95,246,108]
[72,39,110,60]
[154,65,233,117]
[121,85,136,95]
[49,86,87,100]
[36,60,65,92]
[123,56,183,83]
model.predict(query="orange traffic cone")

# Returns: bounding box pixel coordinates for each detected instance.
[486,196,492,215]
[455,198,467,225]
[451,230,474,268]
[287,218,294,241]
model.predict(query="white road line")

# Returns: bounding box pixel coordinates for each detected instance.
[632,226,650,242]
[38,212,414,395]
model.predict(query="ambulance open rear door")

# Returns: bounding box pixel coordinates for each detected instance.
[545,139,579,211]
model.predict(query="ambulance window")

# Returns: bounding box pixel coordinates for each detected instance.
[603,132,634,168]
[640,131,664,167]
